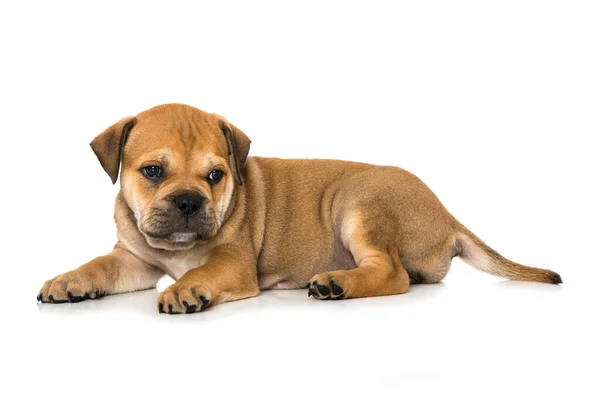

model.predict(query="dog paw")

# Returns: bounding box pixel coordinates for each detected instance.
[157,283,212,314]
[38,271,105,304]
[306,274,347,300]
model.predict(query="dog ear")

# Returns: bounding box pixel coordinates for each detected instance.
[90,116,137,184]
[220,120,251,186]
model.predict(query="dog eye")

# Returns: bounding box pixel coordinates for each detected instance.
[141,165,163,179]
[207,169,224,184]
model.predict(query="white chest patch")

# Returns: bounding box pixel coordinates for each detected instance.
[162,254,207,280]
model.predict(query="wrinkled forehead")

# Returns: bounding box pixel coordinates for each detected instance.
[124,106,229,163]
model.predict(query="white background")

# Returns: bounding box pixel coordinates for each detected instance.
[1,1,599,399]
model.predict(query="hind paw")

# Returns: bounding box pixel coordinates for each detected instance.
[306,274,347,300]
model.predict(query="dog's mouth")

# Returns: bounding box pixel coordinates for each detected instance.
[140,221,218,250]
[141,228,205,251]
[144,227,206,242]
[137,205,220,250]
[165,231,198,243]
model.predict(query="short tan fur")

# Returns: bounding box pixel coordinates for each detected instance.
[38,104,561,313]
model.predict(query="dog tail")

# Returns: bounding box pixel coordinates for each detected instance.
[454,222,562,284]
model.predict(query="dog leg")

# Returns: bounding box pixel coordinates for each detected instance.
[156,246,260,314]
[307,212,410,299]
[38,243,164,303]
[307,249,410,300]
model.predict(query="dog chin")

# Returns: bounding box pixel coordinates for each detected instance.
[143,232,200,251]
[167,232,198,243]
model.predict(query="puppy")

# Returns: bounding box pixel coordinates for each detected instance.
[37,104,562,313]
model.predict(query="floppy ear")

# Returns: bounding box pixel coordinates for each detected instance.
[220,120,251,186]
[90,116,137,184]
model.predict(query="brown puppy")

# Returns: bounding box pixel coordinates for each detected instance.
[37,104,562,313]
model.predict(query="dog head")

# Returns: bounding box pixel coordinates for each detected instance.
[90,104,251,251]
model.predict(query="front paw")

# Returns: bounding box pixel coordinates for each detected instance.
[157,283,211,314]
[38,271,104,304]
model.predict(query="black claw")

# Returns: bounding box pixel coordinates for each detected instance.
[158,303,165,313]
[316,284,330,296]
[48,295,67,304]
[331,280,344,296]
[183,301,197,314]
[37,293,42,302]
[67,292,84,303]
[168,304,174,314]
[199,296,210,310]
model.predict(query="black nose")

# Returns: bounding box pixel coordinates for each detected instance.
[173,192,203,217]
